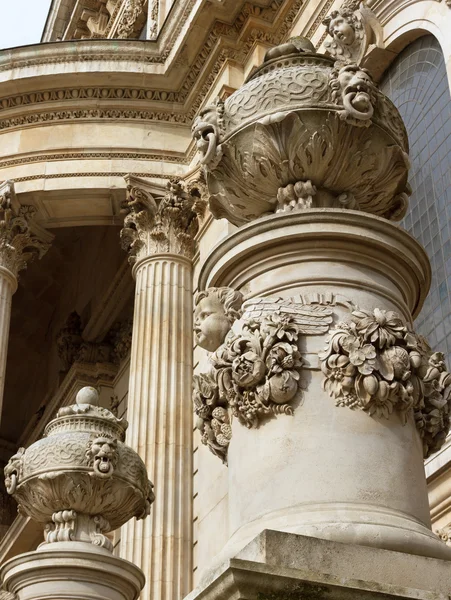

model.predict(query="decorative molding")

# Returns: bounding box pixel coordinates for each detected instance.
[0,150,190,170]
[12,172,170,183]
[0,1,307,133]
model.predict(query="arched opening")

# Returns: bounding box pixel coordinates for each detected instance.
[380,35,451,361]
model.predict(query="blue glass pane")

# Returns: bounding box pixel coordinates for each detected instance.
[380,35,451,362]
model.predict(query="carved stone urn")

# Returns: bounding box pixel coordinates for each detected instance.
[192,36,451,574]
[192,37,410,226]
[1,386,154,600]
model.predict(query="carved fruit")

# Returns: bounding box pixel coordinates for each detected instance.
[268,372,298,404]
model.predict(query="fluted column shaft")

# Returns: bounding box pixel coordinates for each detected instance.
[119,176,206,600]
[0,267,16,417]
[122,254,193,599]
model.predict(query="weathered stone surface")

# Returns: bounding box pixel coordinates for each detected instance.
[186,530,451,600]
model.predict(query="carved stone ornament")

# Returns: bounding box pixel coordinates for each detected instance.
[56,312,129,371]
[3,386,154,550]
[436,524,451,547]
[120,176,206,263]
[322,0,383,66]
[116,0,146,39]
[0,181,51,278]
[192,37,409,226]
[319,308,451,458]
[194,290,334,462]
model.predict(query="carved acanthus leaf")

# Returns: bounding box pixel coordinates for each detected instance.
[0,181,51,278]
[120,177,202,262]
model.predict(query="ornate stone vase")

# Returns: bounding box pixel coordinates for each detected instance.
[4,387,154,548]
[192,38,409,226]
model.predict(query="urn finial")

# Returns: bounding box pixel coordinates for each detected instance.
[3,386,154,551]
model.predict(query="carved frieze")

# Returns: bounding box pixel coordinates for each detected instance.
[120,176,206,262]
[0,182,51,279]
[116,0,146,39]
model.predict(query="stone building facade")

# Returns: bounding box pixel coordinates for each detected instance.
[1,0,451,598]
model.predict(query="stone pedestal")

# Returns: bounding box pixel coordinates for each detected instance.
[185,530,451,600]
[197,210,451,562]
[1,542,145,600]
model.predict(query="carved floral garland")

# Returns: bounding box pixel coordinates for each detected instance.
[319,308,451,457]
[194,314,304,462]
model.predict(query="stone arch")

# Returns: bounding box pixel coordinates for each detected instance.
[380,34,451,360]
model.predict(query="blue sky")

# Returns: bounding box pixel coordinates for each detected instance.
[1,0,52,49]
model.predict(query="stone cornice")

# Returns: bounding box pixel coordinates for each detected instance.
[0,0,307,133]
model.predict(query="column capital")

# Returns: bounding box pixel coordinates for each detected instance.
[0,181,52,280]
[120,175,206,264]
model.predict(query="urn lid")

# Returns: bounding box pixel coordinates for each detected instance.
[44,386,127,442]
[247,36,333,83]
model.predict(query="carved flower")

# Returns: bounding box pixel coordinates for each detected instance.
[352,308,405,349]
[232,352,266,388]
[348,344,376,375]
[266,342,303,375]
[261,315,298,342]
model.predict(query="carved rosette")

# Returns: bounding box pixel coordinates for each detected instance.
[192,37,408,225]
[0,182,50,279]
[3,387,154,550]
[319,308,451,458]
[120,177,205,263]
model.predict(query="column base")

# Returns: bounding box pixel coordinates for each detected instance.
[0,542,145,600]
[186,530,451,600]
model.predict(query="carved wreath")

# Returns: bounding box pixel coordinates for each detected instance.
[319,308,451,457]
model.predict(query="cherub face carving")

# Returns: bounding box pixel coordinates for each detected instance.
[194,287,244,352]
[329,14,355,46]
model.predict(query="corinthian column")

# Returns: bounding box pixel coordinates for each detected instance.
[0,181,51,417]
[120,176,204,600]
